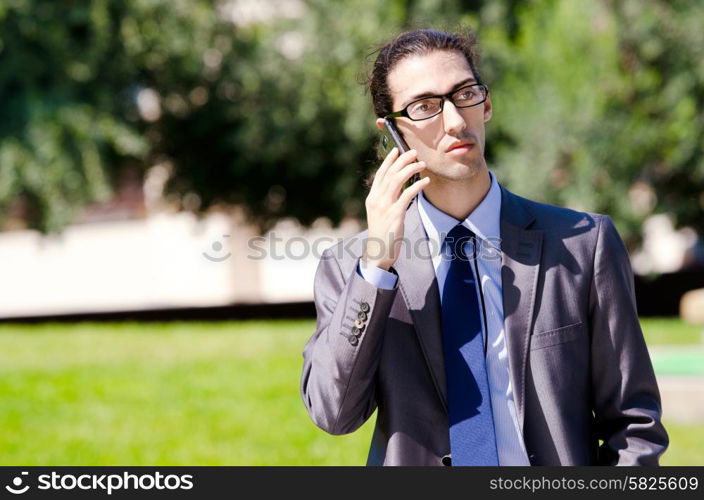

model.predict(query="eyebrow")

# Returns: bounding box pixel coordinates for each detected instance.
[400,77,478,109]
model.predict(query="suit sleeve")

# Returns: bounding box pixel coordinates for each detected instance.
[301,248,398,435]
[589,215,669,465]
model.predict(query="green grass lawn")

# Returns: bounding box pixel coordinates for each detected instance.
[640,318,704,346]
[0,318,701,465]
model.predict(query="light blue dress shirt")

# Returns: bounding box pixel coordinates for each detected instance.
[358,171,531,466]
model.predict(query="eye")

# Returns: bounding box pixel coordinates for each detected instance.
[409,99,440,117]
[412,101,431,112]
[456,88,476,101]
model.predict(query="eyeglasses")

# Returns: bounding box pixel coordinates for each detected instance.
[385,83,489,121]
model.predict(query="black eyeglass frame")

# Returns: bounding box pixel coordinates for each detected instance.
[384,83,489,121]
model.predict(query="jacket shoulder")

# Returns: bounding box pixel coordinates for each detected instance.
[508,190,607,237]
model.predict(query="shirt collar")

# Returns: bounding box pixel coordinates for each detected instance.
[417,170,502,249]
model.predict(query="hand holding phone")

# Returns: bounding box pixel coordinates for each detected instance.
[362,121,429,271]
[383,118,419,188]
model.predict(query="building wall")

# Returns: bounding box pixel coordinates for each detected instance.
[0,211,361,319]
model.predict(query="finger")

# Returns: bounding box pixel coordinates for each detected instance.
[385,148,418,178]
[397,176,430,207]
[381,147,401,172]
[369,147,400,192]
[385,160,426,197]
[376,150,418,194]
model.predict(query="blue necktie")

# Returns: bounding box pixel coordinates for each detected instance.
[441,224,499,466]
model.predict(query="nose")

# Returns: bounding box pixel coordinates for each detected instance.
[442,99,467,136]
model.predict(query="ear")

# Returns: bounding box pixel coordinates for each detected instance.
[483,93,493,122]
[375,118,386,130]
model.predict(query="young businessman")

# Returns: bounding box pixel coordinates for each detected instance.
[300,28,668,465]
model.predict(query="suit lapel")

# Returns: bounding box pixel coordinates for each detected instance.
[499,186,543,433]
[393,198,448,413]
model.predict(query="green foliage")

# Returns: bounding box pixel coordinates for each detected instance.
[0,0,240,231]
[482,1,624,217]
[1,0,702,244]
[481,0,704,247]
[0,0,151,231]
[608,0,704,243]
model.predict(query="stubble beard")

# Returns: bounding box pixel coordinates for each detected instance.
[425,154,486,183]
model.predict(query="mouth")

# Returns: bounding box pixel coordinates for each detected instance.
[445,141,475,155]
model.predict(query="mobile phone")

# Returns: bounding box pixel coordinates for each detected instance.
[383,118,420,189]
[383,117,410,153]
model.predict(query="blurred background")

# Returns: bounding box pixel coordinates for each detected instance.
[0,0,703,465]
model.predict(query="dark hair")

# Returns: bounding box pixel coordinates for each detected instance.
[367,28,483,118]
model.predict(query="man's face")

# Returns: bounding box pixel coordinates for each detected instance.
[377,50,492,182]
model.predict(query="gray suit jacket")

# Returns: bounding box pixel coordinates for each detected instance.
[301,185,668,465]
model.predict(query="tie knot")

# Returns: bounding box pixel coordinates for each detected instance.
[444,224,476,259]
[447,223,473,240]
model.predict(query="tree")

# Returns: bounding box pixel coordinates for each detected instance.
[0,0,468,233]
[2,0,702,249]
[0,0,235,231]
[479,0,704,248]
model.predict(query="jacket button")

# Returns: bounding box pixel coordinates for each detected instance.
[357,311,368,321]
[360,302,370,312]
[348,336,359,346]
[354,319,365,329]
[442,454,452,466]
[351,326,361,336]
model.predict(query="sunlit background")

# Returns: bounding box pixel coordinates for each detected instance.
[0,0,702,465]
